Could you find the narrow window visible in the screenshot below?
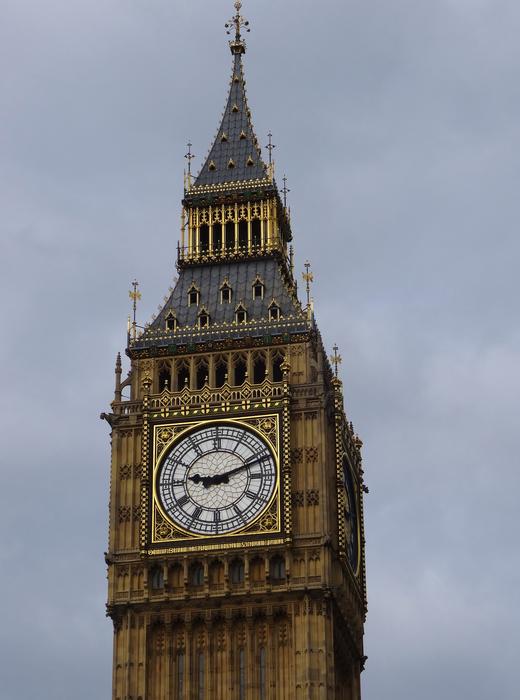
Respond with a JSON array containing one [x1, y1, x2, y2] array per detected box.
[[196, 362, 208, 390], [188, 286, 199, 306], [158, 363, 171, 391], [150, 567, 164, 590], [177, 651, 185, 698], [253, 354, 266, 384], [198, 652, 205, 700], [215, 358, 227, 388], [252, 219, 261, 248], [190, 562, 204, 586], [270, 556, 286, 582], [177, 362, 190, 390], [213, 222, 222, 251], [234, 356, 247, 386], [273, 353, 284, 383], [199, 224, 209, 253], [230, 559, 245, 584], [225, 221, 235, 251], [238, 220, 248, 250], [259, 647, 266, 700], [239, 648, 246, 700]]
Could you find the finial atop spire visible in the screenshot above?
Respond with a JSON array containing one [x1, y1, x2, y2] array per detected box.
[[282, 174, 290, 208], [128, 279, 141, 341], [226, 0, 250, 54], [330, 344, 343, 379]]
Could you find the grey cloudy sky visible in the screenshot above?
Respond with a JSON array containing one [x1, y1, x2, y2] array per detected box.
[[1, 0, 519, 697]]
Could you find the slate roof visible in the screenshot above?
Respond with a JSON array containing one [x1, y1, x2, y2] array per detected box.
[[191, 52, 269, 190], [131, 259, 308, 351]]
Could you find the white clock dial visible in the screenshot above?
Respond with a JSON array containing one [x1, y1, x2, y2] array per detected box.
[[157, 423, 277, 536]]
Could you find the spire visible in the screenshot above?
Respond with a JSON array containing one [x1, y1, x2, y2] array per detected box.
[[192, 2, 268, 190]]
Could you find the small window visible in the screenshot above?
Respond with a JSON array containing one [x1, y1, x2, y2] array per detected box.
[[221, 283, 232, 304], [188, 285, 199, 306], [199, 224, 209, 253], [272, 352, 284, 383], [198, 311, 210, 329], [269, 304, 280, 321], [253, 280, 264, 300], [165, 312, 177, 331], [236, 305, 247, 324]]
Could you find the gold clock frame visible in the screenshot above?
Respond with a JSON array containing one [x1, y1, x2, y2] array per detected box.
[[141, 406, 291, 555]]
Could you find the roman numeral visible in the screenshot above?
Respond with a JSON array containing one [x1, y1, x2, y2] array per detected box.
[[177, 495, 189, 507], [192, 506, 202, 521], [245, 490, 257, 500]]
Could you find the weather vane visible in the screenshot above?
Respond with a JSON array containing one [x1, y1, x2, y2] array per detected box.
[[330, 344, 343, 378], [225, 1, 250, 49], [302, 260, 314, 310], [282, 174, 290, 207], [128, 279, 141, 340]]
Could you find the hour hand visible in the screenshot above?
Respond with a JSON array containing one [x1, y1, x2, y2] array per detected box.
[[188, 474, 214, 488]]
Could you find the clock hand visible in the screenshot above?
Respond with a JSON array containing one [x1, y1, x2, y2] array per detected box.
[[188, 474, 214, 488], [210, 458, 265, 485]]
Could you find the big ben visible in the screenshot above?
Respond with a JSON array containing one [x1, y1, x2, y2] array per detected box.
[[103, 3, 367, 698]]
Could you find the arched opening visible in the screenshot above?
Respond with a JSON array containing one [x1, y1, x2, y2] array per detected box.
[[215, 357, 228, 388], [269, 304, 280, 321], [253, 353, 266, 384], [199, 224, 209, 253], [177, 361, 190, 390], [188, 286, 199, 306], [221, 283, 232, 304], [272, 352, 284, 383], [225, 221, 235, 251], [213, 222, 222, 252], [158, 362, 171, 392], [196, 360, 208, 390], [234, 355, 247, 386], [238, 220, 248, 250], [252, 218, 261, 247]]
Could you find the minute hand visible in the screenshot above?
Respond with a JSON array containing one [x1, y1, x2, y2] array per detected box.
[[211, 458, 264, 485]]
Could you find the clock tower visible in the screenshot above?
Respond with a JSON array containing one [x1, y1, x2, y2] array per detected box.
[[103, 3, 367, 698]]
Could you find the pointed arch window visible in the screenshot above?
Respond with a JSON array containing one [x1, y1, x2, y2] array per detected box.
[[272, 350, 285, 383], [253, 352, 267, 384], [252, 277, 265, 300], [233, 354, 247, 386], [199, 224, 209, 253], [158, 361, 172, 392], [196, 359, 208, 390], [176, 360, 190, 391], [188, 284, 200, 306], [165, 311, 177, 331], [252, 218, 261, 248], [215, 355, 228, 388], [235, 304, 247, 324]]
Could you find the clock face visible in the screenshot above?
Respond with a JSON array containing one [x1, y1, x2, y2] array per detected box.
[[343, 457, 359, 571], [157, 423, 277, 536]]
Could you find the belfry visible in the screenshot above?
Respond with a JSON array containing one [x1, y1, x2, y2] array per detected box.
[[104, 3, 367, 697]]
